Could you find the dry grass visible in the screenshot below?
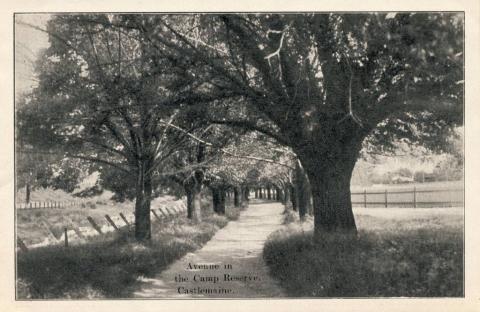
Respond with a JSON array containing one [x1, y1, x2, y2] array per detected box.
[[16, 188, 187, 246], [16, 201, 242, 299], [263, 207, 463, 297]]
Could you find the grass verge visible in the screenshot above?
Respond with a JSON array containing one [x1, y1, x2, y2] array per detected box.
[[263, 212, 463, 297], [17, 204, 242, 299]]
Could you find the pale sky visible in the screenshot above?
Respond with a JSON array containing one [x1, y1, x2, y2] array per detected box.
[[15, 14, 50, 97]]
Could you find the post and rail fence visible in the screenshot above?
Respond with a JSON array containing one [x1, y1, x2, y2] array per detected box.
[[351, 186, 464, 208], [16, 204, 188, 252], [15, 200, 83, 210]]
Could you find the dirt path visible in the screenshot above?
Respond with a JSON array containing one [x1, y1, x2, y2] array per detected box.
[[133, 200, 285, 298]]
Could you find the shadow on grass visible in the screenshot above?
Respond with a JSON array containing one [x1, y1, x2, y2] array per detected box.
[[17, 208, 240, 299], [263, 217, 463, 297]]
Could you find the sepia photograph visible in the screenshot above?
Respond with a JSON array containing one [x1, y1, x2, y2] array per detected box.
[[13, 11, 465, 300]]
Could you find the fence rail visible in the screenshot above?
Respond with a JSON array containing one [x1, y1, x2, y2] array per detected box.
[[16, 204, 187, 252], [351, 187, 464, 208], [15, 201, 82, 210]]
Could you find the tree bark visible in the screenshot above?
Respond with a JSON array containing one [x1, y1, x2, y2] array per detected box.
[[211, 186, 226, 215], [233, 186, 241, 207], [243, 186, 250, 203], [295, 161, 309, 221], [25, 183, 31, 204], [219, 188, 226, 214], [283, 185, 290, 206], [267, 187, 271, 200], [135, 163, 152, 241], [211, 187, 221, 214], [277, 187, 284, 202], [254, 188, 259, 199], [185, 180, 202, 222], [290, 184, 297, 211], [259, 188, 263, 199], [296, 137, 363, 238]]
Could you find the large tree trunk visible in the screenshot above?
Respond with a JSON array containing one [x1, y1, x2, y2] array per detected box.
[[296, 137, 363, 238], [185, 142, 205, 222], [211, 186, 226, 215], [185, 181, 202, 222], [295, 161, 309, 221], [305, 175, 313, 216], [25, 183, 31, 204], [233, 186, 241, 207], [211, 187, 221, 214], [277, 187, 284, 202], [283, 184, 290, 206], [135, 163, 152, 241], [290, 184, 297, 211], [243, 186, 250, 203], [267, 187, 271, 200]]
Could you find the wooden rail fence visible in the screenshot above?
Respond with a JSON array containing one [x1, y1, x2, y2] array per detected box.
[[351, 187, 464, 208], [15, 200, 82, 210], [16, 204, 187, 252]]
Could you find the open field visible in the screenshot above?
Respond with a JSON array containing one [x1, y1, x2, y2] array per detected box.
[[264, 206, 463, 297], [16, 188, 191, 247]]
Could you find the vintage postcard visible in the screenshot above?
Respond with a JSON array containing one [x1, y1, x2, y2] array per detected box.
[[1, 1, 479, 311]]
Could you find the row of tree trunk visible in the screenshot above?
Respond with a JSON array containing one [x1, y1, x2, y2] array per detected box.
[[253, 164, 313, 220]]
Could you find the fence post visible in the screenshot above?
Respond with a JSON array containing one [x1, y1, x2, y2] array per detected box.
[[119, 213, 130, 226], [105, 214, 119, 231], [64, 227, 68, 247], [67, 218, 85, 239], [159, 208, 169, 219], [86, 216, 103, 234], [413, 186, 417, 208], [384, 189, 388, 208], [364, 190, 367, 208], [151, 210, 162, 221]]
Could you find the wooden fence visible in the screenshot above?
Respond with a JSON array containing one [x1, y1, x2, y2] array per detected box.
[[351, 187, 464, 208], [16, 204, 187, 252], [15, 200, 82, 210]]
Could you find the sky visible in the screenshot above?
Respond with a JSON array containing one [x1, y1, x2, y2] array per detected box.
[[15, 14, 50, 97]]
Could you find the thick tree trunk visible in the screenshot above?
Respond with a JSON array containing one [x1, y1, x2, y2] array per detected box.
[[255, 188, 259, 199], [305, 176, 313, 216], [211, 186, 226, 215], [212, 187, 221, 214], [25, 183, 31, 204], [185, 180, 202, 222], [243, 186, 250, 203], [219, 188, 226, 214], [277, 187, 284, 202], [135, 164, 152, 241], [290, 184, 297, 211], [233, 186, 241, 207], [283, 185, 290, 206], [259, 188, 263, 199], [267, 187, 271, 200], [296, 138, 362, 238], [295, 161, 309, 221]]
